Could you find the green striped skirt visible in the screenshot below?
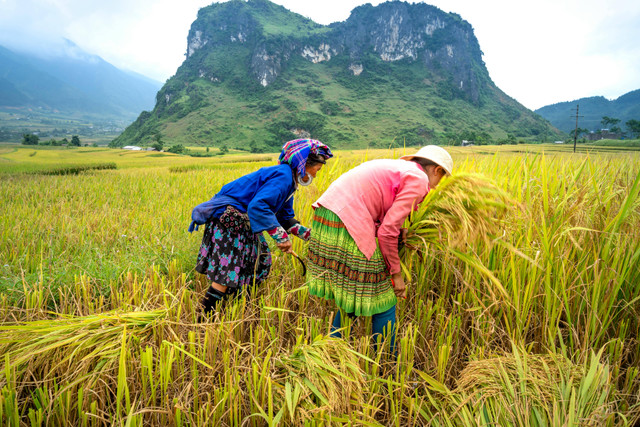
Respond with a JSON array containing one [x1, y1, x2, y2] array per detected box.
[[307, 206, 396, 317]]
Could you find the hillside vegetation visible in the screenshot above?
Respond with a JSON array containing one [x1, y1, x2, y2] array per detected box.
[[536, 89, 640, 133], [113, 0, 562, 151]]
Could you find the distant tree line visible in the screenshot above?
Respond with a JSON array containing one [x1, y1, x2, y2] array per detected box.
[[22, 134, 95, 147], [568, 116, 640, 140]]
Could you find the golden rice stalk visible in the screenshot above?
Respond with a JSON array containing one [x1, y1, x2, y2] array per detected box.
[[404, 173, 512, 251], [0, 309, 168, 388], [273, 335, 373, 423], [451, 347, 614, 424], [455, 351, 581, 403]]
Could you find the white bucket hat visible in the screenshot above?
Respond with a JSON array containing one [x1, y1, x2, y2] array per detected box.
[[400, 145, 453, 176]]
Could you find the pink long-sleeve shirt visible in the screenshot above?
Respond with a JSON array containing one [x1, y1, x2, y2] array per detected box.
[[313, 159, 430, 274]]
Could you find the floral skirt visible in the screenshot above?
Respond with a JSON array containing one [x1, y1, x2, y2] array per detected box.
[[307, 207, 396, 317], [195, 210, 271, 290]]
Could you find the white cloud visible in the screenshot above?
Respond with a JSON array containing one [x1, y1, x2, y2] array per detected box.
[[62, 0, 213, 82]]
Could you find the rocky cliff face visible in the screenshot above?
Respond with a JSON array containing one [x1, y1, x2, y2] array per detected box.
[[182, 0, 487, 103], [336, 2, 484, 102]]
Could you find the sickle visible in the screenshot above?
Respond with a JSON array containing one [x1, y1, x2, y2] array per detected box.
[[290, 251, 307, 277]]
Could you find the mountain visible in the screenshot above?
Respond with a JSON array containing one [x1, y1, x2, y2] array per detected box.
[[113, 0, 562, 150], [0, 40, 162, 120], [535, 90, 640, 134]]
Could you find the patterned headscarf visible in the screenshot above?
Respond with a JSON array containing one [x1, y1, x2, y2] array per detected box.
[[278, 139, 333, 178]]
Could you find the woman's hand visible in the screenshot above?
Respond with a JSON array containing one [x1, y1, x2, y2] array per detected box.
[[277, 240, 293, 254], [391, 272, 406, 299]]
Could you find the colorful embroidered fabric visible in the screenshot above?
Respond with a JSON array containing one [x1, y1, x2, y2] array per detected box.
[[307, 207, 396, 317], [267, 226, 289, 243], [278, 139, 333, 178], [195, 220, 271, 289], [287, 223, 311, 241], [218, 206, 250, 232]]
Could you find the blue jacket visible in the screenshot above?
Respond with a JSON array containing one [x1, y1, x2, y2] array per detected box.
[[188, 164, 297, 234]]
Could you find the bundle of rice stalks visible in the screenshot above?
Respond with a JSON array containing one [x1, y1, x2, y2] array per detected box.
[[404, 173, 512, 252], [0, 309, 168, 388], [273, 335, 373, 424], [417, 347, 616, 425], [455, 351, 582, 403], [400, 173, 513, 297], [452, 347, 614, 424]]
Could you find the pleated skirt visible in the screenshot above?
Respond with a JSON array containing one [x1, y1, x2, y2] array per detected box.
[[307, 207, 396, 316]]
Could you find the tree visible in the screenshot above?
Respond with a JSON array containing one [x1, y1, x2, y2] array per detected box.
[[497, 134, 516, 145], [22, 134, 39, 145], [601, 116, 620, 129], [220, 145, 229, 154], [569, 128, 589, 140], [167, 144, 185, 154], [474, 131, 492, 145], [70, 135, 81, 146], [152, 133, 164, 151], [626, 119, 640, 138]]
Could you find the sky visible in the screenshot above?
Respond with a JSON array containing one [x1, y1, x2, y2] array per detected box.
[[0, 0, 639, 110]]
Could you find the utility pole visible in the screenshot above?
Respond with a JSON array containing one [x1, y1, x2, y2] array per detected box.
[[572, 104, 583, 153]]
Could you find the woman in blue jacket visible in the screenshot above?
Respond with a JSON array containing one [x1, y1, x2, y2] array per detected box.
[[191, 139, 332, 319]]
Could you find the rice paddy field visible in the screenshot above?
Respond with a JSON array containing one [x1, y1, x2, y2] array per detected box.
[[1, 143, 639, 425]]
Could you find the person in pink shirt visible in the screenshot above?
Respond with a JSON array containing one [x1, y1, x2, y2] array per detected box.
[[307, 145, 453, 354]]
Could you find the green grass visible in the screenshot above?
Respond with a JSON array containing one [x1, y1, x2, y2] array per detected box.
[[536, 141, 640, 153], [253, 5, 328, 37], [585, 139, 640, 148]]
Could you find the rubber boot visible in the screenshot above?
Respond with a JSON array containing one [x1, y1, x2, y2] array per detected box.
[[198, 285, 227, 322]]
